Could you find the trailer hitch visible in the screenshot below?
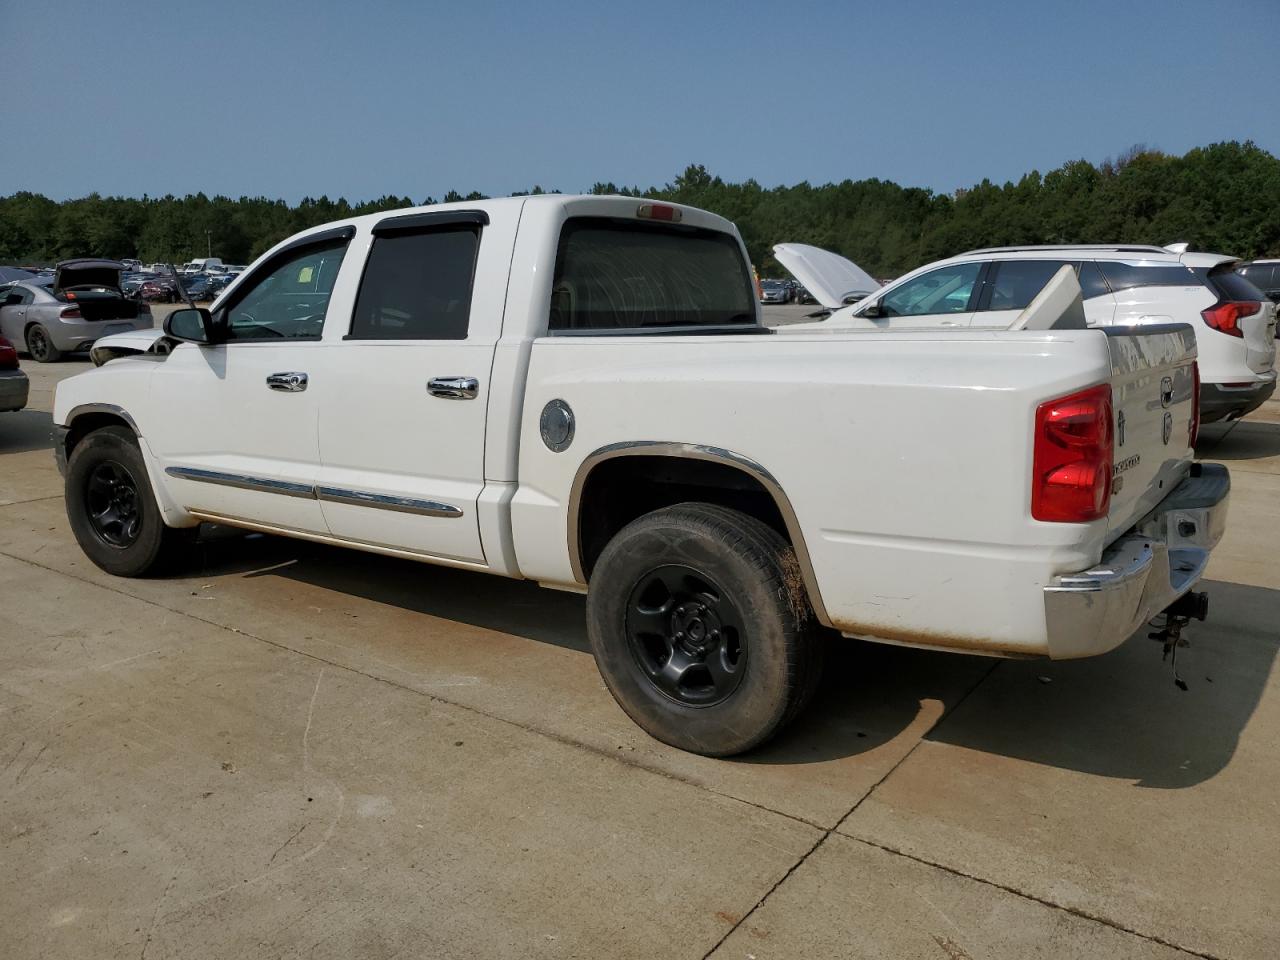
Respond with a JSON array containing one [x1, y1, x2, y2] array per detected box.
[[1149, 591, 1209, 691]]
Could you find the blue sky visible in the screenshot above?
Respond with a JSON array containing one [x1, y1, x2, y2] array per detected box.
[[3, 0, 1277, 202]]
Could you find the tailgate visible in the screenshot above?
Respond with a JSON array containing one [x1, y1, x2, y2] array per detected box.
[[1104, 324, 1198, 544], [1243, 301, 1277, 374]]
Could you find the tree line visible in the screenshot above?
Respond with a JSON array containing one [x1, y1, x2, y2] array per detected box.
[[1, 140, 1277, 277]]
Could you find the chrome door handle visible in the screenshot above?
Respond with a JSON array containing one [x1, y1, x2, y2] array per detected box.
[[428, 376, 479, 400], [266, 372, 308, 392]]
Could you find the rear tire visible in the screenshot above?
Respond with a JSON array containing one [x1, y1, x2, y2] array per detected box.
[[65, 425, 190, 577], [25, 324, 62, 363], [586, 503, 823, 756]]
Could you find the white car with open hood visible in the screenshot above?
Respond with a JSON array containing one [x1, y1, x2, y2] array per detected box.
[[785, 242, 1277, 422], [54, 195, 1228, 756]]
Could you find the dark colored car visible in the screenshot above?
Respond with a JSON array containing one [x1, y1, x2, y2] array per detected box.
[[120, 272, 151, 298], [139, 277, 180, 302], [1238, 260, 1280, 312], [179, 274, 216, 302]]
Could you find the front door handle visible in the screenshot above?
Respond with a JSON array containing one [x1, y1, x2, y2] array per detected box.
[[428, 376, 479, 400], [267, 372, 308, 392]]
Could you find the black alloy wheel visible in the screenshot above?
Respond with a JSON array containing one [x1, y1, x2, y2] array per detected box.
[[625, 564, 747, 707], [586, 502, 824, 756], [85, 459, 143, 547]]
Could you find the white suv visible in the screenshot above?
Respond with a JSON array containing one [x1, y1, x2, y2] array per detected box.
[[808, 244, 1278, 422]]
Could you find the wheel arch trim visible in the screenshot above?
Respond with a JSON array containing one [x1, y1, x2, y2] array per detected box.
[[566, 441, 831, 627], [60, 402, 142, 437]]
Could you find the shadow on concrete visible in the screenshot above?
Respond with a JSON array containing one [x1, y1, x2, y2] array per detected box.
[[182, 529, 997, 768], [924, 580, 1277, 788], [179, 530, 1275, 783], [738, 637, 995, 768], [1197, 419, 1280, 461], [192, 529, 593, 653], [0, 409, 54, 454]]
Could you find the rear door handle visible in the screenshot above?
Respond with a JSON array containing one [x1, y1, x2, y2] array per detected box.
[[267, 372, 308, 392], [428, 376, 479, 399]]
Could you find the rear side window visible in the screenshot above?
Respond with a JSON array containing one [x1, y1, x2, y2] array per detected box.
[[350, 226, 479, 340], [1097, 261, 1196, 292], [550, 218, 755, 332], [1239, 263, 1277, 290], [1207, 265, 1266, 302], [983, 260, 1071, 311], [1077, 261, 1110, 299]]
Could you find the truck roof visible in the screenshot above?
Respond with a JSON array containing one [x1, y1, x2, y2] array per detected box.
[[274, 194, 739, 250]]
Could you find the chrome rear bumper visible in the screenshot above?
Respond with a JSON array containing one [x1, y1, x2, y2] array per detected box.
[[1044, 463, 1229, 659]]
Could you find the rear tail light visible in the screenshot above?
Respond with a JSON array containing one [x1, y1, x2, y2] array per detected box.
[[0, 336, 17, 370], [636, 202, 681, 223], [1201, 300, 1260, 338], [60, 306, 82, 319], [1190, 362, 1201, 447], [1032, 383, 1113, 523]]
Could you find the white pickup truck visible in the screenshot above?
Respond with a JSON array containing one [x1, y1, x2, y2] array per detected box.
[[54, 195, 1229, 755]]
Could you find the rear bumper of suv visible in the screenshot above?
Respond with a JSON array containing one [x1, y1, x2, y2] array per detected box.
[[1200, 371, 1276, 423], [1043, 463, 1229, 659]]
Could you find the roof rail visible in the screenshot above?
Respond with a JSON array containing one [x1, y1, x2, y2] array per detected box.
[[961, 244, 1170, 256]]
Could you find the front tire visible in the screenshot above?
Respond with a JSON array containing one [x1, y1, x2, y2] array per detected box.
[[26, 324, 62, 362], [586, 503, 823, 756], [65, 425, 190, 577]]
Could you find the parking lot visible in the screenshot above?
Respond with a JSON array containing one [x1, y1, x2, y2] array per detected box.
[[2, 328, 1278, 958]]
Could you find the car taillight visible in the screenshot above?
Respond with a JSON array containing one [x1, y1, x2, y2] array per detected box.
[[1190, 362, 1201, 447], [636, 202, 681, 223], [1201, 300, 1259, 338], [0, 336, 17, 370], [1032, 383, 1113, 523], [60, 306, 82, 319]]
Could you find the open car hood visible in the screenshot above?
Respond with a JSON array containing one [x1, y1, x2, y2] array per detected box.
[[772, 243, 881, 309], [88, 328, 167, 367], [55, 258, 124, 293]]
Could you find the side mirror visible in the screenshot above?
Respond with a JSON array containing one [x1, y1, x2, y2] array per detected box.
[[163, 307, 221, 344], [860, 300, 886, 319]]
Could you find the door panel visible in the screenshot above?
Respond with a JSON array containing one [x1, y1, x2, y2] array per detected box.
[[315, 342, 490, 562], [314, 218, 493, 564], [147, 341, 328, 532], [144, 233, 356, 533]]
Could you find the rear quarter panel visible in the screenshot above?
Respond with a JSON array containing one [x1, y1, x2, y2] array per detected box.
[[511, 328, 1117, 655]]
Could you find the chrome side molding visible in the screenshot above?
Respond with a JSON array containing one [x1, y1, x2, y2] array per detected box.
[[165, 466, 315, 498], [165, 467, 462, 517], [315, 486, 463, 518]]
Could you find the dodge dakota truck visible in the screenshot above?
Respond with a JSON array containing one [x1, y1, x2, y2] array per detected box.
[[53, 195, 1229, 756]]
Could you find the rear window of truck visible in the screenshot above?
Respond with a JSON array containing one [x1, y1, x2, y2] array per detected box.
[[549, 218, 757, 333]]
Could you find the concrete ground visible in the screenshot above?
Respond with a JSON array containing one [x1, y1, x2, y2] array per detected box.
[[2, 340, 1278, 959]]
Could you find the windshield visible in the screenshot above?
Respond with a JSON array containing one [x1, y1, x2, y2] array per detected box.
[[550, 218, 756, 332]]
